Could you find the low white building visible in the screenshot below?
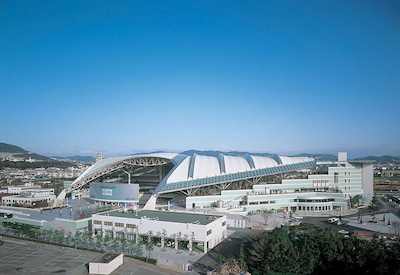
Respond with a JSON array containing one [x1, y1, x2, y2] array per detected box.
[[92, 209, 227, 252], [2, 188, 56, 206], [7, 183, 38, 194]]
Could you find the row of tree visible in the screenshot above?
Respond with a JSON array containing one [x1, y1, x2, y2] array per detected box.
[[242, 223, 400, 274], [2, 222, 144, 259]]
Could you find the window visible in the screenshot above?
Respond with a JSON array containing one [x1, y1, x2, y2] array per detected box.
[[222, 221, 226, 226], [115, 222, 124, 227], [93, 220, 102, 225], [126, 224, 137, 229], [207, 229, 212, 236], [104, 221, 112, 226], [334, 172, 338, 183]]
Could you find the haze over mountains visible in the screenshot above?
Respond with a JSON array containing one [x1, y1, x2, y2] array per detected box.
[[1, 142, 400, 165]]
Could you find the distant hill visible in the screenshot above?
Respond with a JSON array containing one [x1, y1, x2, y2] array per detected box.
[[52, 156, 94, 163], [0, 142, 75, 168], [0, 142, 53, 161], [353, 155, 400, 165], [0, 143, 28, 154]]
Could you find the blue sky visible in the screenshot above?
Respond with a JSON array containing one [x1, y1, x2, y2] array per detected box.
[[1, 1, 399, 158]]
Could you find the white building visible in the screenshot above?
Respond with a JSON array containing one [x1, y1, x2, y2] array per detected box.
[[7, 183, 40, 194], [2, 188, 56, 206], [92, 209, 227, 252], [186, 153, 374, 214]]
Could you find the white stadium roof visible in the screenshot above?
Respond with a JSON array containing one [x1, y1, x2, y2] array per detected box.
[[55, 152, 315, 206]]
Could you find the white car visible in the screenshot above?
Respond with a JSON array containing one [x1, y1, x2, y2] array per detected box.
[[338, 229, 349, 234]]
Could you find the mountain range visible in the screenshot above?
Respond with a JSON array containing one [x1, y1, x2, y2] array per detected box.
[[1, 142, 400, 165]]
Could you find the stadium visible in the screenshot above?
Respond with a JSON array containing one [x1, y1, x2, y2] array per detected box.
[[55, 152, 373, 214]]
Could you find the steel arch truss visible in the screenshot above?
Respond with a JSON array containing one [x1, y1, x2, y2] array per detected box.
[[65, 157, 171, 194]]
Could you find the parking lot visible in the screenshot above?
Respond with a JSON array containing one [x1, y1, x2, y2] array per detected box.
[[0, 237, 180, 275]]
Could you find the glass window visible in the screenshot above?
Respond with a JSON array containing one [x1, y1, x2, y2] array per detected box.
[[126, 224, 137, 229]]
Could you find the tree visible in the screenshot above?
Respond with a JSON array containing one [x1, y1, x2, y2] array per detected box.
[[145, 230, 154, 258], [217, 255, 225, 266], [238, 244, 248, 272], [349, 194, 361, 208], [175, 231, 182, 253], [390, 221, 400, 235], [161, 229, 167, 252], [259, 209, 274, 225], [244, 223, 400, 275], [368, 196, 382, 222]]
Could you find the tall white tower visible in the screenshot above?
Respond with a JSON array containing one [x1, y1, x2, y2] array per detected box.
[[95, 152, 102, 163]]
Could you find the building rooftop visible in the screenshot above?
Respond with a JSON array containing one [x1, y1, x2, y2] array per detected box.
[[100, 210, 223, 225], [90, 252, 121, 263]]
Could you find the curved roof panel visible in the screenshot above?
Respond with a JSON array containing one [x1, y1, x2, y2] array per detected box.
[[251, 156, 279, 169], [192, 155, 221, 179], [279, 156, 315, 165], [165, 156, 191, 184], [223, 155, 252, 174]]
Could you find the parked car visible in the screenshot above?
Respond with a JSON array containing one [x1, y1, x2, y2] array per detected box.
[[328, 217, 339, 223]]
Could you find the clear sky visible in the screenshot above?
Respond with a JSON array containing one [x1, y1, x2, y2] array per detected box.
[[1, 1, 399, 158]]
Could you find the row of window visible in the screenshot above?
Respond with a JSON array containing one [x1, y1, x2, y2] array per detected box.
[[297, 198, 334, 203], [312, 180, 329, 184], [249, 200, 276, 205], [93, 220, 137, 229], [298, 205, 331, 211]]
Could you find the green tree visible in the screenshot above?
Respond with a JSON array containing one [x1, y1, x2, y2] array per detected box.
[[237, 244, 248, 272], [368, 196, 382, 222], [145, 230, 154, 258], [244, 223, 400, 275]]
